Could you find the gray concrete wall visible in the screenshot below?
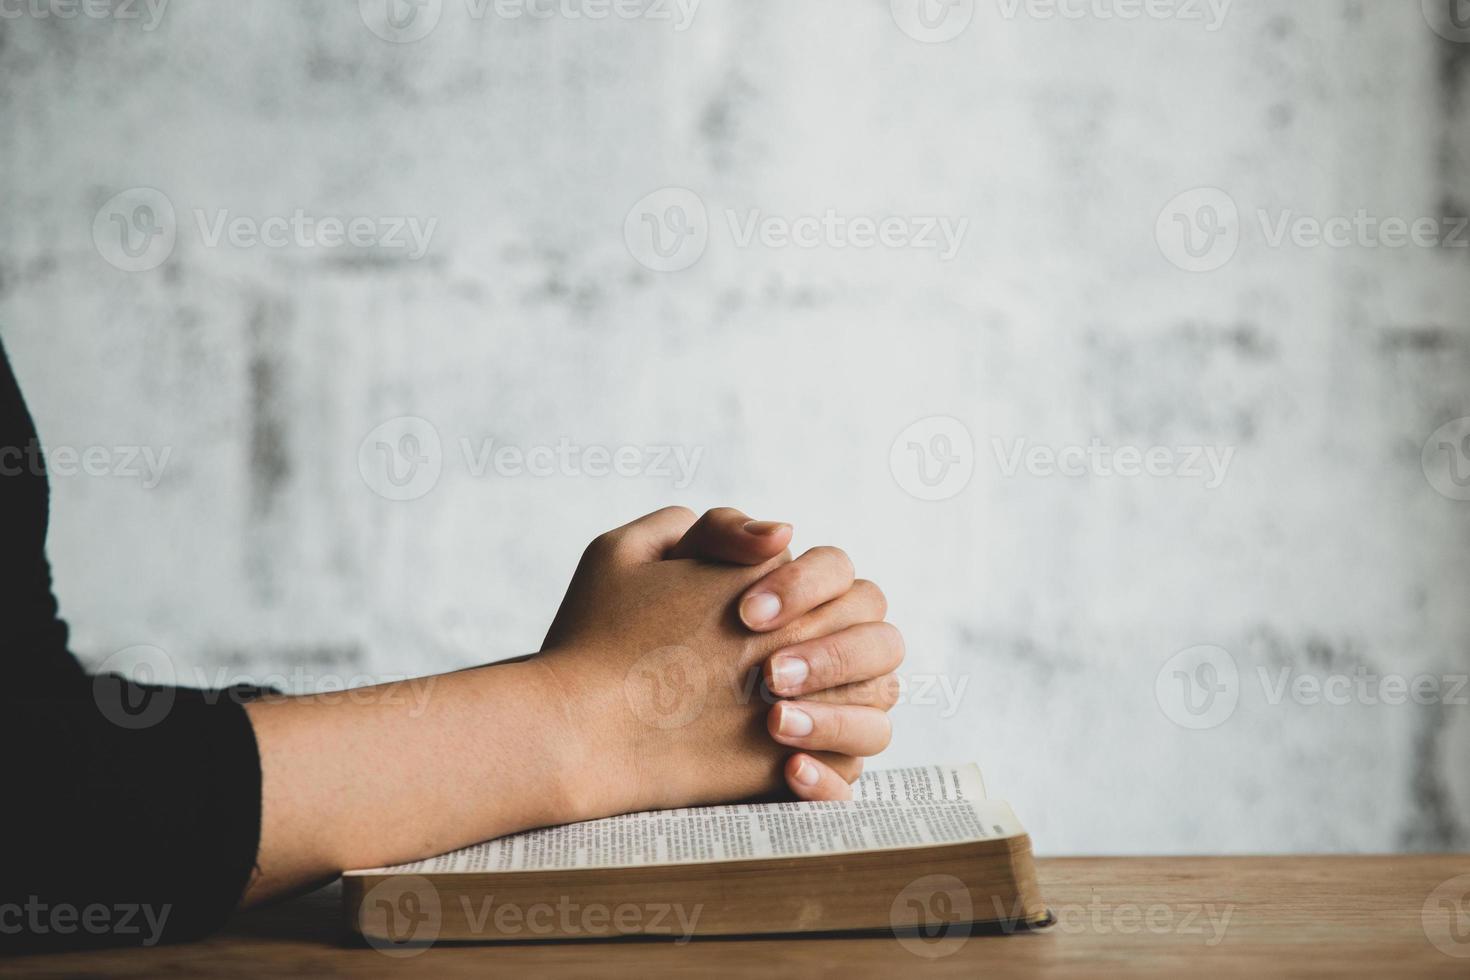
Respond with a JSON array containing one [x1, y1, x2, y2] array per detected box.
[[1, 0, 1467, 853]]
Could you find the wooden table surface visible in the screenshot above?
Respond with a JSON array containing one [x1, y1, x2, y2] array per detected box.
[[7, 856, 1469, 977]]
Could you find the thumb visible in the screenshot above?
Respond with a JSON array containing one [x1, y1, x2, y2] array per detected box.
[[596, 506, 700, 564], [665, 507, 793, 564]]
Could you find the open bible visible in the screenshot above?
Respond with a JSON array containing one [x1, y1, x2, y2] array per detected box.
[[344, 764, 1048, 944]]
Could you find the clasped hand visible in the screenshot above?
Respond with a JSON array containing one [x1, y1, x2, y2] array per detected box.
[[538, 506, 904, 812]]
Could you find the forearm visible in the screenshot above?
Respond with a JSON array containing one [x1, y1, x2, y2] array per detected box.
[[237, 507, 901, 908], [240, 658, 583, 906]]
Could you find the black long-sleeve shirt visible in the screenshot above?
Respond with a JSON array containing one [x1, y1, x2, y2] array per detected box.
[[1, 337, 264, 952]]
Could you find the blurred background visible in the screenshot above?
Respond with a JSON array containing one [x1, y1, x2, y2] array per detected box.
[[1, 0, 1467, 854]]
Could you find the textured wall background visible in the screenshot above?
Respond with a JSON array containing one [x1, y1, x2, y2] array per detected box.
[[1, 0, 1468, 853]]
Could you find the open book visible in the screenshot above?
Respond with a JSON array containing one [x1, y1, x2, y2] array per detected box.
[[345, 764, 1048, 944]]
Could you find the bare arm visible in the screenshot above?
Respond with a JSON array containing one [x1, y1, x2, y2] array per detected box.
[[241, 659, 579, 905], [240, 507, 904, 905]]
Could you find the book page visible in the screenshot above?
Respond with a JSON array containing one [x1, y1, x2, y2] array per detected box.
[[348, 765, 1021, 876], [849, 763, 986, 804]]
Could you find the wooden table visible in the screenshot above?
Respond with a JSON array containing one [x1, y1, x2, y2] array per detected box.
[[7, 856, 1469, 977]]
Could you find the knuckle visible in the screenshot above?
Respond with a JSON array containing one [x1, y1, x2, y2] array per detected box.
[[852, 579, 888, 619], [584, 529, 621, 560], [778, 560, 813, 600], [703, 506, 739, 524], [807, 546, 854, 580], [875, 713, 893, 752], [875, 621, 906, 666], [778, 621, 814, 648], [774, 547, 795, 565], [878, 673, 901, 708], [822, 705, 845, 744], [819, 634, 854, 684]]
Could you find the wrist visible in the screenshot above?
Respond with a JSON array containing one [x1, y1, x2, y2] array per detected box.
[[502, 655, 626, 826]]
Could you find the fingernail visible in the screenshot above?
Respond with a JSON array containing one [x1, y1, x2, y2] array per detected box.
[[778, 704, 814, 737], [742, 520, 789, 536], [741, 592, 782, 627], [793, 757, 820, 786], [770, 655, 809, 693]]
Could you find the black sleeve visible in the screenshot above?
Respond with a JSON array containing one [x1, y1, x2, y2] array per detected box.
[[0, 335, 86, 694], [2, 682, 265, 952], [1, 336, 267, 951]]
